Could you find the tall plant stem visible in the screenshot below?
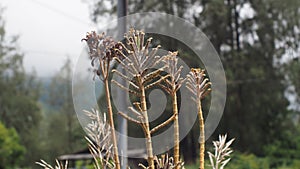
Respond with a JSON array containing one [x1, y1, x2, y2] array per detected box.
[[140, 83, 154, 169], [104, 79, 120, 169], [198, 100, 205, 169], [172, 90, 180, 168]]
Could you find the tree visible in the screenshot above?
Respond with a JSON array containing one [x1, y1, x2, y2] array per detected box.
[[0, 122, 25, 169], [86, 0, 300, 160], [43, 57, 85, 160], [285, 59, 300, 118], [199, 0, 300, 155], [0, 7, 42, 167]]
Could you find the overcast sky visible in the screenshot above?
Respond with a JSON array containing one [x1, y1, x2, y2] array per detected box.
[[2, 0, 97, 77]]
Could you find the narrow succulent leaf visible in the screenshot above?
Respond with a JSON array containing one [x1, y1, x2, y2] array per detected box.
[[114, 57, 135, 76], [128, 63, 139, 74], [133, 102, 143, 112], [150, 114, 175, 134], [118, 111, 141, 124], [173, 66, 183, 81], [223, 150, 233, 157], [111, 80, 140, 96], [220, 158, 231, 169], [143, 68, 162, 84], [145, 55, 163, 70], [199, 78, 209, 89], [224, 138, 235, 150], [200, 89, 212, 99], [158, 83, 172, 94], [185, 84, 195, 94], [144, 36, 153, 48], [128, 106, 142, 116], [190, 96, 197, 103], [145, 75, 170, 90], [112, 69, 132, 82], [207, 152, 215, 169]]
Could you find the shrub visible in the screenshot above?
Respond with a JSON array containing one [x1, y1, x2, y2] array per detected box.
[[0, 122, 25, 169]]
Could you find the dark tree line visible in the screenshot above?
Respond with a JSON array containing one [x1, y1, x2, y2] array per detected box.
[[1, 0, 299, 168], [0, 7, 85, 167], [86, 0, 300, 164]]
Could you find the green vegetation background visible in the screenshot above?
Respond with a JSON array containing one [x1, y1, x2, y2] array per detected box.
[[1, 0, 300, 168]]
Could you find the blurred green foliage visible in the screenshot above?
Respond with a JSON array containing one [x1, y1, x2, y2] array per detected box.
[[87, 0, 300, 166], [0, 7, 42, 168], [185, 152, 300, 169], [0, 0, 299, 168], [87, 0, 300, 162], [75, 160, 94, 169], [0, 122, 25, 169], [263, 125, 300, 168], [38, 58, 86, 162]]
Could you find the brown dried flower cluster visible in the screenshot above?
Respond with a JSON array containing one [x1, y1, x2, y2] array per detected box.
[[186, 68, 211, 101], [161, 51, 185, 92], [186, 68, 211, 169], [82, 31, 122, 79], [79, 28, 232, 169], [82, 31, 122, 168], [37, 28, 236, 169]]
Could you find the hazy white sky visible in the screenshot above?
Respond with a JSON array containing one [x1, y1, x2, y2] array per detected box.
[[2, 0, 97, 77]]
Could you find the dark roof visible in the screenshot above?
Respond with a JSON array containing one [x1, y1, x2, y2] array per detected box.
[[58, 148, 147, 160]]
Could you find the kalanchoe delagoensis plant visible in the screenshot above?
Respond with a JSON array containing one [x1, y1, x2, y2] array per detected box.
[[112, 28, 168, 169], [81, 29, 233, 169], [186, 68, 211, 169], [82, 31, 121, 169], [84, 109, 115, 169], [158, 51, 185, 168], [36, 160, 68, 169], [153, 154, 184, 169], [207, 134, 235, 169], [37, 28, 235, 169]]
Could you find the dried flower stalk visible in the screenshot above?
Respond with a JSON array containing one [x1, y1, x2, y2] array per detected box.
[[113, 28, 167, 169], [82, 32, 121, 169], [155, 51, 185, 168], [186, 68, 211, 169]]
